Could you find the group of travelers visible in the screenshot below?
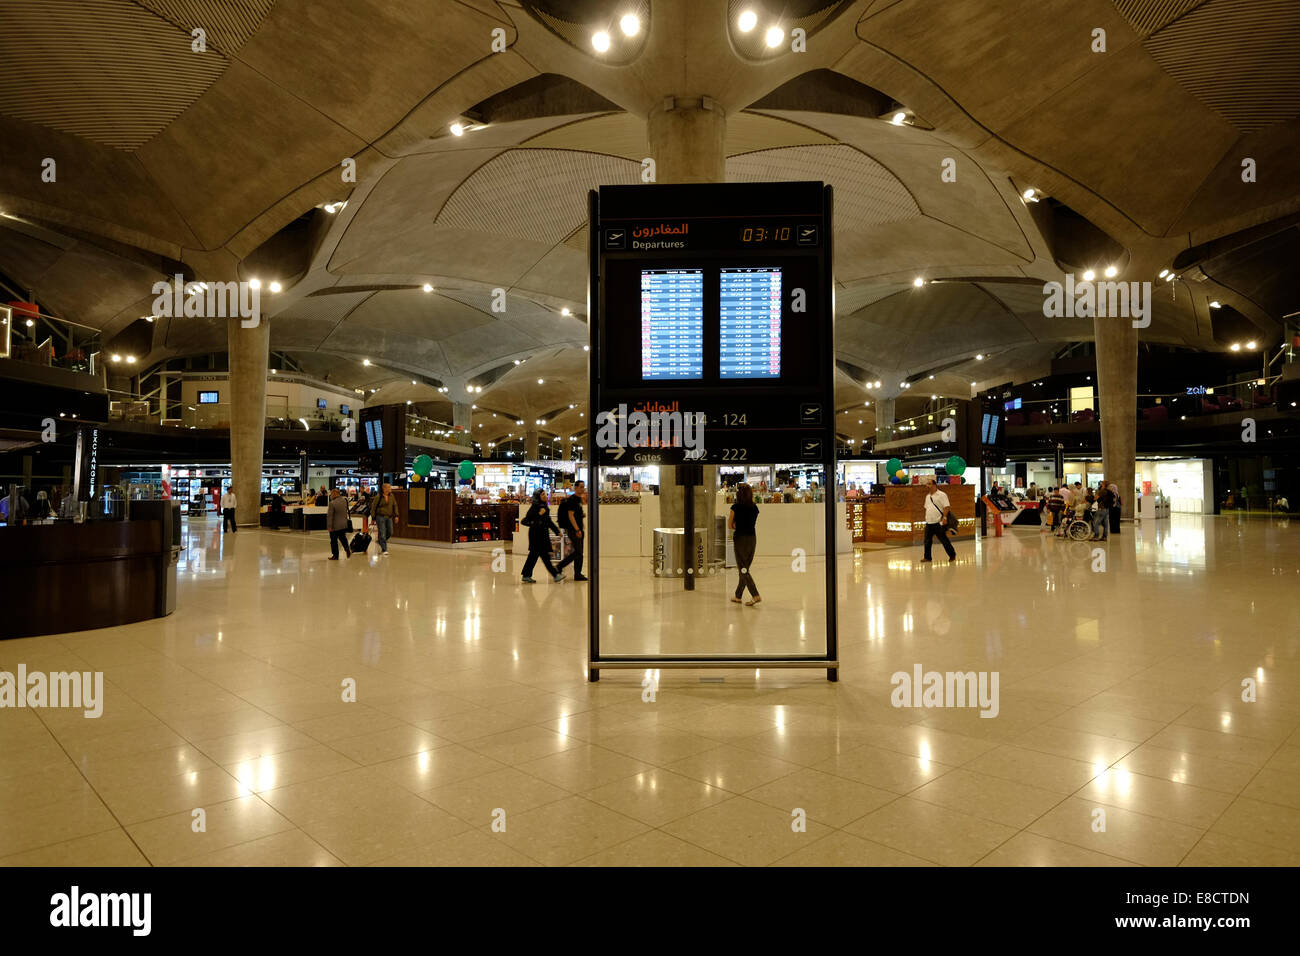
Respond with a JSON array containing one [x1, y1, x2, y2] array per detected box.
[[1044, 481, 1122, 540]]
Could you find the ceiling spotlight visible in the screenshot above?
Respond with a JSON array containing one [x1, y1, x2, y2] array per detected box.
[[126, 355, 136, 364], [249, 278, 261, 290], [1022, 188, 1039, 202], [1247, 340, 1257, 349], [406, 400, 412, 406], [449, 122, 464, 137], [1165, 273, 1175, 282], [267, 280, 281, 293], [738, 9, 757, 31], [891, 111, 907, 126], [619, 13, 639, 36], [913, 277, 924, 287], [976, 354, 984, 360], [111, 354, 121, 362], [929, 374, 935, 379], [561, 307, 571, 316], [971, 381, 977, 387], [1209, 300, 1221, 309], [466, 384, 474, 393], [144, 316, 154, 322], [513, 359, 520, 365], [1104, 266, 1118, 278], [537, 378, 544, 385], [765, 25, 784, 48], [592, 30, 611, 52], [1159, 269, 1169, 278], [25, 318, 35, 327], [569, 404, 575, 409], [1231, 343, 1241, 351], [931, 395, 937, 400], [423, 283, 433, 292], [583, 345, 590, 351], [1081, 269, 1095, 282]]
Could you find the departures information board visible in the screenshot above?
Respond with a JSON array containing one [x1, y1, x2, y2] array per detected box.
[[592, 181, 833, 467]]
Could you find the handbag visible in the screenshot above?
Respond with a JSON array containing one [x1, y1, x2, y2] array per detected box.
[[930, 495, 958, 533]]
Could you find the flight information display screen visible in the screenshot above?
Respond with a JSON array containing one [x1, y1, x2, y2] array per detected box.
[[641, 268, 703, 379], [720, 267, 781, 378]]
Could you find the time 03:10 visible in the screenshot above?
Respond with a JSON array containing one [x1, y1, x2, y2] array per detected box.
[[741, 227, 790, 242]]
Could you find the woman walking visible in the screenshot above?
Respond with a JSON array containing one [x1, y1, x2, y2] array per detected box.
[[729, 482, 761, 606], [520, 489, 563, 583]]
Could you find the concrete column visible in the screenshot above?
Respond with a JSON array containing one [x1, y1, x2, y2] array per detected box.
[[562, 437, 573, 460], [227, 317, 269, 526], [1094, 316, 1138, 519], [874, 397, 896, 447], [525, 429, 539, 460], [645, 99, 726, 547], [453, 402, 472, 451]]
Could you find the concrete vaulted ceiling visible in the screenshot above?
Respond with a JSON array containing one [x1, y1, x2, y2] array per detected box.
[[1, 0, 1298, 447]]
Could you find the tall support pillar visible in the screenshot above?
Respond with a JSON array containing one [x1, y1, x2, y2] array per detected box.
[[1094, 317, 1138, 519], [228, 317, 269, 526], [525, 429, 539, 461], [874, 397, 896, 447], [453, 402, 472, 453], [646, 98, 726, 542]]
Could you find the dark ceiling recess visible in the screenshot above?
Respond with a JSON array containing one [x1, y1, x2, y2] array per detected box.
[[1177, 221, 1300, 328], [748, 69, 893, 116], [1041, 197, 1128, 275], [241, 210, 327, 288], [470, 74, 621, 123]]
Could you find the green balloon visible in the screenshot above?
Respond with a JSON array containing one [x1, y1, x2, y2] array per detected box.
[[946, 455, 966, 476], [886, 457, 903, 476], [457, 459, 476, 481], [412, 454, 433, 477]]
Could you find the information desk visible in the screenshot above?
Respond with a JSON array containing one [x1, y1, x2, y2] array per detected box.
[[388, 489, 517, 544], [0, 517, 175, 639], [860, 485, 976, 545]]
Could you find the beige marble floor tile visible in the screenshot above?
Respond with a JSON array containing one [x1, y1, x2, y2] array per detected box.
[[183, 829, 344, 866], [571, 830, 739, 866], [1145, 725, 1277, 768], [327, 725, 449, 765], [98, 766, 246, 825], [665, 745, 803, 793], [517, 745, 652, 792], [595, 727, 719, 766], [582, 769, 731, 826], [0, 828, 150, 867], [0, 789, 119, 858], [746, 767, 897, 828], [911, 768, 1064, 828], [845, 797, 1017, 866], [414, 707, 534, 742], [1112, 744, 1255, 794], [1240, 767, 1300, 810], [461, 725, 582, 765], [126, 796, 294, 865], [366, 745, 506, 794], [974, 832, 1138, 867], [1046, 707, 1168, 743], [491, 795, 650, 866], [190, 725, 320, 765], [1179, 830, 1300, 867], [224, 744, 362, 793], [662, 796, 833, 866], [813, 744, 953, 794], [1011, 724, 1139, 765], [420, 767, 570, 825], [964, 745, 1104, 793], [372, 828, 540, 867], [736, 726, 871, 766], [1028, 797, 1205, 866], [296, 791, 470, 865], [771, 831, 931, 867], [1210, 797, 1300, 852], [291, 708, 405, 744], [1079, 769, 1235, 829]]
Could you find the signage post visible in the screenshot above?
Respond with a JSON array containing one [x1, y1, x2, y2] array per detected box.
[[587, 182, 838, 681]]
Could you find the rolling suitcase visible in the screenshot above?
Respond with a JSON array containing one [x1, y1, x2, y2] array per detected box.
[[350, 531, 371, 553]]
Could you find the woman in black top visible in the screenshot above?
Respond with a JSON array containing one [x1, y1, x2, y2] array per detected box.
[[520, 489, 563, 583], [729, 482, 761, 605]]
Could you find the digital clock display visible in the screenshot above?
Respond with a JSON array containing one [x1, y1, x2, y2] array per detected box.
[[740, 226, 791, 243]]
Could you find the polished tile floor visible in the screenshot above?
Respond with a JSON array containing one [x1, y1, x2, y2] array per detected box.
[[2, 513, 1298, 866]]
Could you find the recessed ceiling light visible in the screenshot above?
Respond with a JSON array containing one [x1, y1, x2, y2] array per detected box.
[[1159, 269, 1169, 278], [1104, 266, 1118, 278], [1247, 340, 1257, 349], [449, 122, 464, 137], [592, 30, 611, 52], [126, 355, 136, 363], [971, 381, 977, 386], [891, 111, 907, 126], [619, 13, 639, 36], [765, 25, 784, 47], [976, 354, 984, 360], [423, 283, 433, 293], [913, 277, 924, 287], [1081, 269, 1095, 282], [1022, 188, 1039, 202], [1209, 300, 1221, 308], [738, 10, 757, 31], [249, 278, 261, 290], [561, 307, 571, 316], [1231, 343, 1241, 351], [513, 359, 520, 365], [111, 354, 121, 362], [363, 359, 371, 366], [269, 281, 282, 293]]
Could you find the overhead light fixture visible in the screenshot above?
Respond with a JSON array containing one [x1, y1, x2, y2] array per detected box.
[[1247, 340, 1257, 349], [423, 283, 433, 293], [976, 354, 984, 360], [25, 318, 34, 327], [891, 111, 907, 126], [144, 316, 154, 322], [1022, 188, 1039, 202], [569, 404, 575, 409], [1081, 269, 1095, 282], [363, 359, 371, 366], [249, 278, 261, 290], [537, 378, 544, 385], [1209, 300, 1221, 309], [513, 359, 521, 365], [619, 13, 639, 36], [449, 122, 464, 137], [738, 10, 757, 31], [971, 381, 977, 387], [267, 281, 281, 293], [1231, 343, 1241, 351], [913, 277, 924, 287], [561, 307, 571, 316], [406, 400, 412, 406], [1104, 266, 1118, 278], [126, 355, 136, 364], [1159, 269, 1169, 278], [765, 25, 784, 48], [592, 30, 611, 52], [583, 345, 590, 351], [111, 354, 121, 362], [466, 385, 474, 393]]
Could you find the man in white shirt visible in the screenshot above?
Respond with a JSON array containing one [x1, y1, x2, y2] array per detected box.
[[220, 488, 237, 533], [922, 478, 956, 562]]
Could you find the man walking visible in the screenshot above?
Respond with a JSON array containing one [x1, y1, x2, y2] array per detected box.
[[921, 478, 956, 563], [556, 481, 588, 581], [326, 488, 351, 559], [221, 486, 237, 533], [370, 482, 399, 555]]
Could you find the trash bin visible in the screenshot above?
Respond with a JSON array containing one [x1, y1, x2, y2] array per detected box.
[[652, 527, 706, 577]]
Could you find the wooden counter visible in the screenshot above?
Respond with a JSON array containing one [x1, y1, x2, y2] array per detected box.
[[0, 520, 165, 639], [389, 489, 517, 543], [862, 484, 976, 545]]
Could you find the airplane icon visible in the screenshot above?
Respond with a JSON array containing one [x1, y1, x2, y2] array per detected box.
[[802, 439, 821, 457], [604, 229, 626, 249], [797, 225, 817, 245]]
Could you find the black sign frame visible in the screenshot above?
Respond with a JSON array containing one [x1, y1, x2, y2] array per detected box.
[[586, 182, 838, 682]]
